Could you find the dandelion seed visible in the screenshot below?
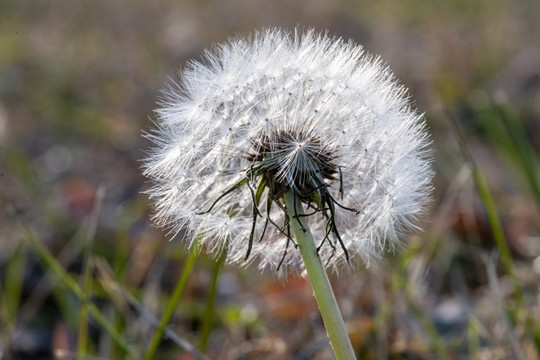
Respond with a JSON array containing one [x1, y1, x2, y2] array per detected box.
[[143, 28, 433, 275]]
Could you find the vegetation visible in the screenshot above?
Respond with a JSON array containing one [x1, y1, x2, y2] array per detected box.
[[1, 0, 539, 358]]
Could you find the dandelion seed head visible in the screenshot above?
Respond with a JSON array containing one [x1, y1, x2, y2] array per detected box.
[[143, 28, 433, 275]]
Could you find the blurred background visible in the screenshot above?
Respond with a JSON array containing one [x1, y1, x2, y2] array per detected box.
[[1, 0, 539, 359]]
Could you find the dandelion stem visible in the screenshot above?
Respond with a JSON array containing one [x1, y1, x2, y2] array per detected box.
[[283, 191, 356, 360]]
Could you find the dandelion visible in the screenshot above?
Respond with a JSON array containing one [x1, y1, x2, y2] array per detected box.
[[145, 28, 432, 272], [144, 28, 432, 359]]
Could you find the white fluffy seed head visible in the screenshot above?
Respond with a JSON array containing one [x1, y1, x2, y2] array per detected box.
[[143, 28, 433, 275]]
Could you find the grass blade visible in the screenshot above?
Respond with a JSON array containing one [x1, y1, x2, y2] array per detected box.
[[21, 222, 140, 360], [447, 111, 540, 351], [447, 111, 523, 303], [77, 185, 106, 359], [93, 258, 211, 360], [476, 95, 540, 210], [198, 250, 226, 352], [143, 245, 199, 360]]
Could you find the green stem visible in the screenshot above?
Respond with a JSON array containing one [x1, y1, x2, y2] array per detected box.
[[283, 191, 356, 360], [143, 245, 199, 360], [198, 250, 225, 351]]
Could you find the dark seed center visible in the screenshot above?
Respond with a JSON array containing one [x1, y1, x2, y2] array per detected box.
[[247, 129, 337, 198]]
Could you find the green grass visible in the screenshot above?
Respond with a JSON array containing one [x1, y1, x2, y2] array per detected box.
[[1, 0, 539, 358]]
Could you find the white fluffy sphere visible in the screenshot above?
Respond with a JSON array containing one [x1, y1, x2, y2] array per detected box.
[[143, 28, 433, 275]]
